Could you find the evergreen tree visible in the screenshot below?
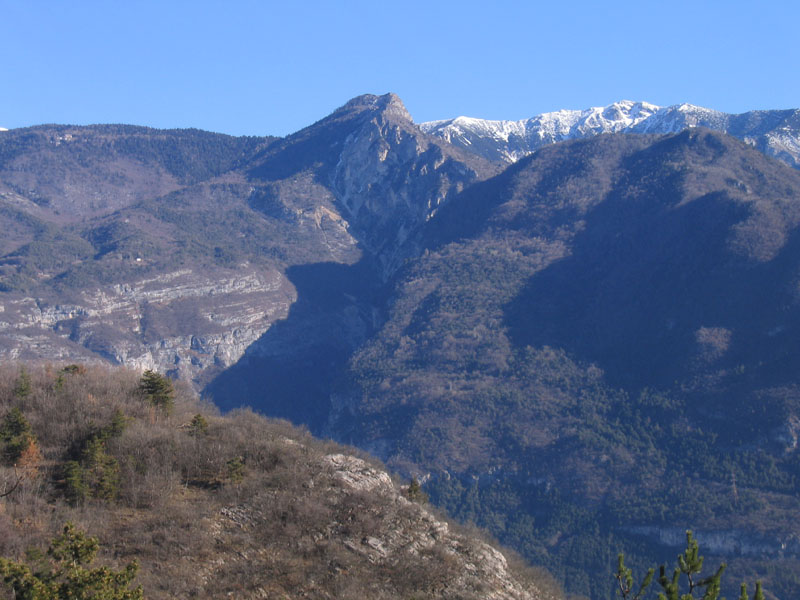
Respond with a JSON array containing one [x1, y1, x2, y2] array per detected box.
[[615, 531, 764, 600], [226, 456, 245, 484], [13, 367, 32, 400], [80, 437, 120, 501], [188, 413, 209, 437], [739, 582, 765, 600], [63, 461, 89, 504], [62, 413, 125, 504], [406, 477, 428, 503], [138, 370, 174, 416], [0, 522, 143, 599], [105, 409, 128, 439], [0, 407, 35, 464], [615, 554, 653, 600]]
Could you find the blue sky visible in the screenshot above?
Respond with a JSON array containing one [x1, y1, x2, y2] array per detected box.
[[2, 0, 798, 136]]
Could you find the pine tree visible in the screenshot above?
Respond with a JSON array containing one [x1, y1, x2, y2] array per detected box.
[[0, 522, 143, 599], [226, 456, 245, 484], [62, 413, 126, 504], [13, 367, 32, 400], [80, 437, 120, 501], [406, 477, 428, 503], [138, 370, 174, 417], [0, 407, 36, 464], [188, 413, 209, 437], [63, 461, 89, 504], [739, 582, 765, 600], [615, 531, 764, 600], [614, 554, 653, 600]]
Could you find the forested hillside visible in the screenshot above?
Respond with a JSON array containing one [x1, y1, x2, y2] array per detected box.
[[0, 363, 560, 599], [325, 130, 800, 599]]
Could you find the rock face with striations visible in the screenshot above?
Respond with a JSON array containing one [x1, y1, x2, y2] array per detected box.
[[204, 93, 501, 419], [247, 92, 499, 275], [0, 266, 293, 383], [0, 94, 500, 392]]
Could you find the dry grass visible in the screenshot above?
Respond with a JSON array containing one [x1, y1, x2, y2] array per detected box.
[[0, 362, 560, 600]]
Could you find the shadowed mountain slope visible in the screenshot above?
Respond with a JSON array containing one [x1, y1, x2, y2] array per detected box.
[[205, 93, 501, 416], [328, 129, 800, 599], [0, 95, 500, 391]]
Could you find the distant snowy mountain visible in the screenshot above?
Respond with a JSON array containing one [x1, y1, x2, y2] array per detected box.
[[421, 101, 800, 169]]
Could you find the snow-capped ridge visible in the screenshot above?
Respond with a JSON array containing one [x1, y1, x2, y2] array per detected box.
[[421, 100, 800, 169], [421, 100, 663, 162]]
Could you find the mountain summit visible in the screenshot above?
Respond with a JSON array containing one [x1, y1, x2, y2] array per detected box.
[[336, 92, 413, 121], [246, 91, 499, 273], [0, 93, 498, 389]]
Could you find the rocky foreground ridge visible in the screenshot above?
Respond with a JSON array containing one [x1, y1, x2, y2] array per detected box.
[[0, 364, 560, 599]]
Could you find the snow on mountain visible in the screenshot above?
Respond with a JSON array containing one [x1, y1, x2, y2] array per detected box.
[[420, 101, 661, 162], [421, 102, 800, 169]]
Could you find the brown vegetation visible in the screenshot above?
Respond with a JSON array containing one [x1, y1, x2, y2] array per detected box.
[[0, 363, 559, 599]]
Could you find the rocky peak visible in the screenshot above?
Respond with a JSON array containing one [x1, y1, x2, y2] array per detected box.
[[336, 92, 413, 123], [328, 94, 499, 274], [246, 92, 499, 277]]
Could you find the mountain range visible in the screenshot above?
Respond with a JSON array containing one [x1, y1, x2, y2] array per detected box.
[[3, 94, 800, 598], [421, 100, 800, 169]]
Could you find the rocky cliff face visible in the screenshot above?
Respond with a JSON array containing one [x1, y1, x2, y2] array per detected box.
[[248, 92, 500, 276], [204, 94, 502, 416], [0, 94, 500, 393], [329, 94, 498, 268], [0, 266, 293, 384], [626, 526, 800, 558], [316, 453, 553, 600], [185, 447, 559, 599]]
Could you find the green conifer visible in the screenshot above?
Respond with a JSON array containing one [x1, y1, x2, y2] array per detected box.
[[13, 367, 32, 399], [139, 370, 175, 416], [0, 407, 35, 464], [0, 522, 143, 599]]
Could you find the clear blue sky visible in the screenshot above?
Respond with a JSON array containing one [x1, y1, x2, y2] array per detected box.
[[2, 0, 798, 136]]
